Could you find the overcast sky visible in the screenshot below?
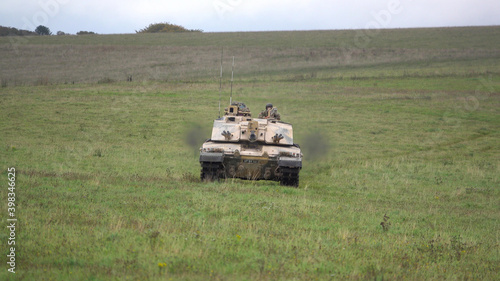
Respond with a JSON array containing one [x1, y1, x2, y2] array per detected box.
[[1, 0, 499, 34]]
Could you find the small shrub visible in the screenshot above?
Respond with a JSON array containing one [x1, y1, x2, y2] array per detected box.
[[149, 230, 160, 250], [380, 213, 391, 231], [77, 31, 97, 35], [93, 148, 103, 157]]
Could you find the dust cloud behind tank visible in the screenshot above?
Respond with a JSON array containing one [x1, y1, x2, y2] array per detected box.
[[199, 102, 303, 187]]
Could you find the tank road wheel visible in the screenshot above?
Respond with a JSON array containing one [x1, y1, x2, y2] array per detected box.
[[200, 162, 225, 182], [279, 167, 300, 187]]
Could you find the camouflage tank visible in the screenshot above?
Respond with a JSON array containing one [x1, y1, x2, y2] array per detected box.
[[199, 102, 302, 187]]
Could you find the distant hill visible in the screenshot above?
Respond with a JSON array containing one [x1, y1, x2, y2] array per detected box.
[[0, 26, 37, 36]]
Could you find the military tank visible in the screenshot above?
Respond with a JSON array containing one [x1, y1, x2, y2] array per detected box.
[[199, 102, 302, 187]]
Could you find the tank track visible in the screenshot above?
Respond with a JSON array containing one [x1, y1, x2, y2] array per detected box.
[[200, 162, 225, 182], [279, 167, 300, 187], [201, 162, 300, 187]]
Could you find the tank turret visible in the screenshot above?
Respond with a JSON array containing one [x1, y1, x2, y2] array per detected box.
[[200, 102, 302, 186]]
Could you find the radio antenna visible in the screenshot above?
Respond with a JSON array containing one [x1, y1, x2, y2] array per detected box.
[[230, 56, 234, 105], [218, 48, 223, 118]]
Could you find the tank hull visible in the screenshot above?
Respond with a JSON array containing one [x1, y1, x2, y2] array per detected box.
[[200, 141, 302, 186]]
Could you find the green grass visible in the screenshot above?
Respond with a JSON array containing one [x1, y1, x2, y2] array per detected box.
[[0, 27, 499, 280]]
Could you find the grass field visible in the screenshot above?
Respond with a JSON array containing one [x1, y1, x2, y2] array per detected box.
[[0, 26, 499, 280]]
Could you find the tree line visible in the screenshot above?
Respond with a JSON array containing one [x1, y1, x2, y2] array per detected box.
[[0, 22, 202, 37], [0, 26, 37, 36], [0, 25, 95, 36]]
